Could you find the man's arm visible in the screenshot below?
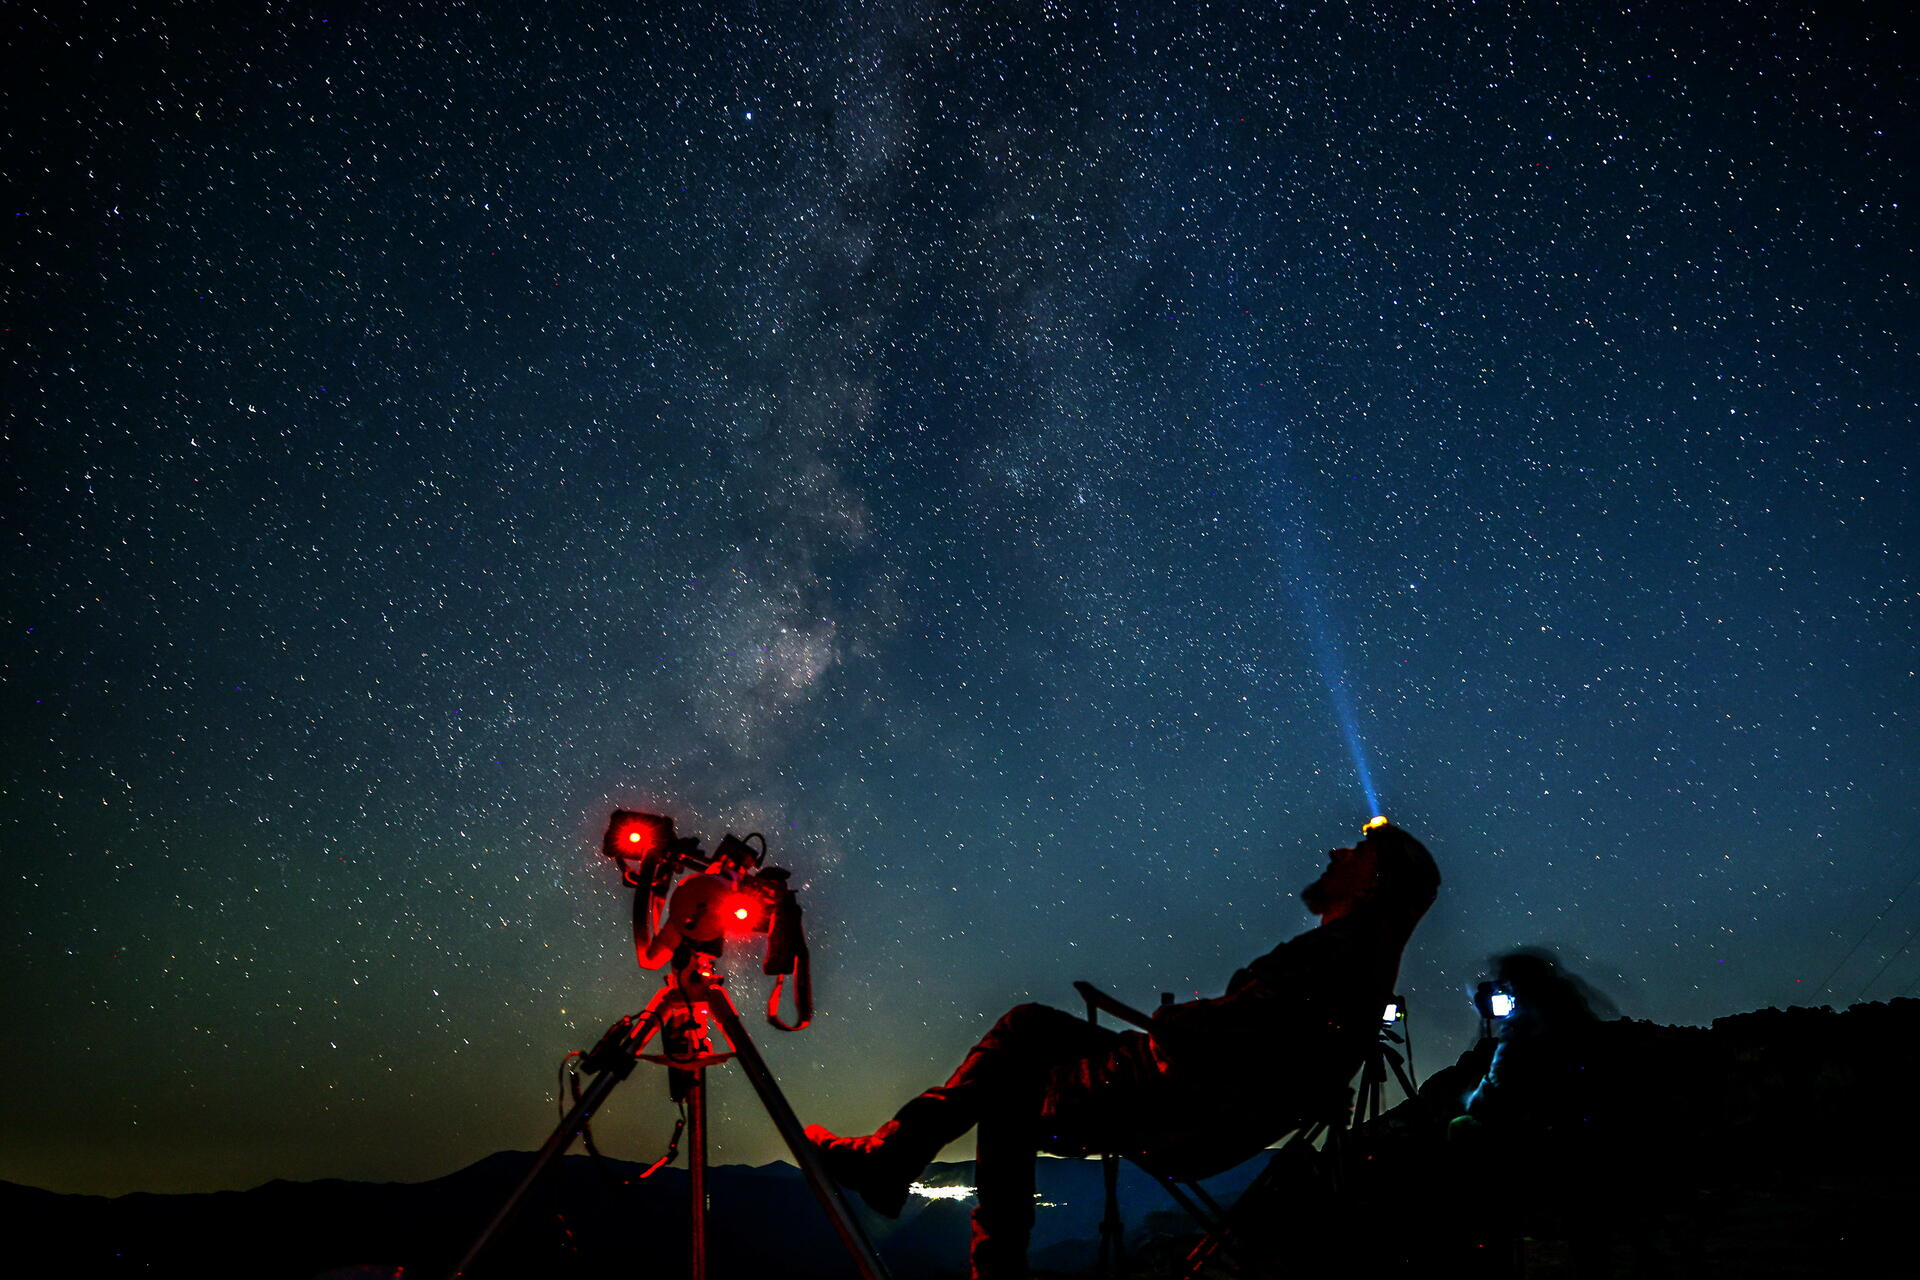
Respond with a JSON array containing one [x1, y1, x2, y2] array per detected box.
[[1145, 922, 1388, 1068]]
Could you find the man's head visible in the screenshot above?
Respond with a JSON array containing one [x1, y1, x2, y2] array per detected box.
[[1301, 822, 1438, 921], [1301, 844, 1378, 920]]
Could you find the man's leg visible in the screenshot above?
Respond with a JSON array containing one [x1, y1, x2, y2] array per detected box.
[[959, 1005, 1117, 1279], [808, 1003, 1115, 1220], [969, 1103, 1041, 1280]]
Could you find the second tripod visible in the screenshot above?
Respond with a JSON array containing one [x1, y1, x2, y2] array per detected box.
[[1354, 992, 1419, 1125]]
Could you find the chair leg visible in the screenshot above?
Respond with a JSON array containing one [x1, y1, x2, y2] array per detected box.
[[1169, 1124, 1333, 1280], [1154, 1175, 1223, 1234], [1097, 1152, 1125, 1278], [1167, 1174, 1269, 1280]]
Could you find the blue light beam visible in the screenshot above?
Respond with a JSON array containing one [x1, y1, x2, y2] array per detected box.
[[1252, 436, 1382, 817], [1303, 609, 1381, 817]]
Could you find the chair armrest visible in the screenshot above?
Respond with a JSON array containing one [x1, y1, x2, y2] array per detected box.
[[1074, 980, 1155, 1030]]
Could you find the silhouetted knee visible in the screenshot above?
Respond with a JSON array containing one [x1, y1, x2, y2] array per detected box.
[[991, 1002, 1062, 1036]]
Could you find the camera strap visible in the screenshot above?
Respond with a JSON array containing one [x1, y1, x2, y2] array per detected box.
[[766, 946, 813, 1031]]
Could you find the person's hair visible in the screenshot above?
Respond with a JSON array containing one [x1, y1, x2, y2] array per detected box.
[[1492, 948, 1617, 1024]]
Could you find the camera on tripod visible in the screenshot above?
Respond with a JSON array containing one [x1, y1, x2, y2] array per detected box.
[[601, 810, 810, 1021]]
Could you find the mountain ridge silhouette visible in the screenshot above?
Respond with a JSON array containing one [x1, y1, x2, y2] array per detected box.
[[8, 998, 1914, 1277]]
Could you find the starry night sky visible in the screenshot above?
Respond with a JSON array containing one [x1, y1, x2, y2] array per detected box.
[[5, 0, 1914, 1197]]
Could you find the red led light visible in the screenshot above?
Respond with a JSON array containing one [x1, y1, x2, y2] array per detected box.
[[605, 811, 675, 861]]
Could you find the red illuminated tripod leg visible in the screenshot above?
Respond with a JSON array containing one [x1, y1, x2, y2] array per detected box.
[[450, 982, 680, 1276]]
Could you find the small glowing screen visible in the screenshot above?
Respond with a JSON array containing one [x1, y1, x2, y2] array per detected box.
[[1490, 991, 1516, 1018]]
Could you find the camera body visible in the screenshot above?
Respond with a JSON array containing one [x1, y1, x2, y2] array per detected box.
[[1472, 980, 1516, 1021]]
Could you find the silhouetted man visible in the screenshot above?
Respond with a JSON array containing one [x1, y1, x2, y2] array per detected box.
[[806, 821, 1440, 1279]]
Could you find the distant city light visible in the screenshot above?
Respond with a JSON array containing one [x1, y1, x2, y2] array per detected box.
[[910, 1182, 974, 1202]]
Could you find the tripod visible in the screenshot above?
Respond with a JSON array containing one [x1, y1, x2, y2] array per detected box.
[[1353, 998, 1418, 1126], [452, 955, 891, 1280]]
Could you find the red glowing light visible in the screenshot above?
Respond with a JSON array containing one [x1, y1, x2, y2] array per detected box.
[[605, 811, 675, 861], [733, 907, 750, 921]]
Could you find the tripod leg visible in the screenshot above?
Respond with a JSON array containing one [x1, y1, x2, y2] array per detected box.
[[689, 1068, 709, 1280], [1386, 1053, 1418, 1101], [1357, 1046, 1391, 1125], [704, 988, 894, 1280], [451, 1000, 668, 1278]]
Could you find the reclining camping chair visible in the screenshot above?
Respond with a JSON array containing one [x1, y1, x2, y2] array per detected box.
[[1074, 980, 1361, 1280]]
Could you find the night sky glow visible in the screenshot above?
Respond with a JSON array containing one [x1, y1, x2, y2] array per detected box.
[[5, 1, 1915, 1199]]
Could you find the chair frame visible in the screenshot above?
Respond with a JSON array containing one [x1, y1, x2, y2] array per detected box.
[[1075, 980, 1355, 1280]]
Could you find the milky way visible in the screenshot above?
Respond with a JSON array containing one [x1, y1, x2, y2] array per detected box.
[[4, 1, 1913, 1195]]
